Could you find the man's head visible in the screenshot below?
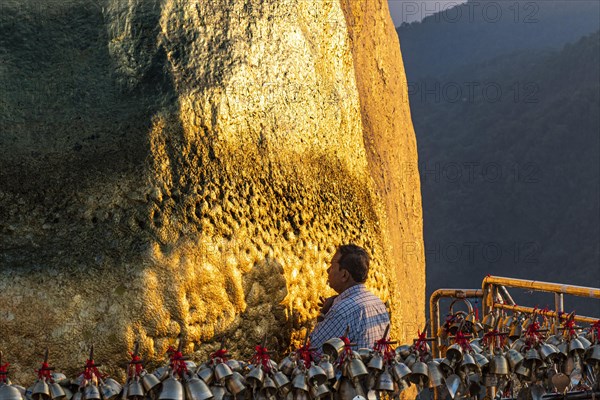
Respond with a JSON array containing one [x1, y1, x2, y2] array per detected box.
[[327, 244, 370, 293]]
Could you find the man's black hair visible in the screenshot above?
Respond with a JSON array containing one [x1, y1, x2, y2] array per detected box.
[[337, 244, 369, 283]]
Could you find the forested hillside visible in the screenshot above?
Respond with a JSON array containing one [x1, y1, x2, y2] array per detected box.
[[398, 5, 600, 314], [397, 0, 600, 80]]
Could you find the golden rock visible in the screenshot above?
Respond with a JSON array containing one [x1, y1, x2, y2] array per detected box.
[[0, 0, 424, 381]]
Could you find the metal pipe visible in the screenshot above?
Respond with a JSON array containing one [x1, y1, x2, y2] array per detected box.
[[482, 276, 600, 324], [498, 285, 516, 305], [429, 289, 483, 357], [500, 391, 600, 400], [541, 391, 600, 399], [482, 276, 600, 298], [492, 303, 598, 324]]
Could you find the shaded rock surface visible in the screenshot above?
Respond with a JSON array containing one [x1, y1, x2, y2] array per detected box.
[[0, 0, 424, 380]]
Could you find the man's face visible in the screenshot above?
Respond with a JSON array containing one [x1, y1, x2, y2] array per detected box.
[[327, 250, 348, 294]]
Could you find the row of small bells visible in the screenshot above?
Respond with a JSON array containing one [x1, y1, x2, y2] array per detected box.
[[0, 331, 414, 400], [2, 313, 600, 400], [414, 308, 600, 399], [0, 347, 124, 400], [276, 332, 406, 400]]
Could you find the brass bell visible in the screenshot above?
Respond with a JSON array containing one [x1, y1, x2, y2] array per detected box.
[[426, 361, 444, 388], [225, 376, 245, 396], [225, 360, 241, 372], [208, 386, 224, 400], [508, 323, 523, 340], [246, 366, 265, 386], [569, 338, 585, 354], [307, 364, 327, 386], [261, 376, 277, 397], [473, 321, 485, 334], [71, 391, 82, 400], [83, 385, 101, 400], [408, 361, 429, 386], [489, 353, 509, 376], [547, 335, 562, 346], [439, 358, 456, 376], [525, 348, 541, 361], [577, 335, 592, 349], [62, 387, 72, 400], [278, 357, 295, 376], [446, 344, 463, 363], [473, 353, 489, 370], [505, 349, 524, 371], [153, 367, 170, 382], [31, 380, 50, 400], [0, 385, 23, 400], [232, 371, 246, 384], [366, 354, 383, 371], [99, 383, 119, 400], [183, 377, 212, 400], [510, 338, 526, 352], [336, 379, 357, 400], [347, 359, 368, 380], [395, 345, 411, 359], [481, 313, 496, 330], [390, 362, 411, 382], [357, 349, 372, 363], [196, 368, 214, 385], [460, 353, 478, 374], [375, 371, 395, 392], [294, 391, 310, 400], [515, 363, 532, 381], [557, 341, 569, 358], [538, 343, 560, 361], [465, 312, 477, 327], [322, 338, 346, 361], [48, 383, 66, 400], [291, 374, 308, 392], [12, 387, 24, 397], [272, 371, 290, 390], [308, 384, 329, 399], [469, 340, 483, 354], [185, 361, 197, 371], [585, 344, 600, 365], [51, 374, 68, 386], [503, 314, 515, 329], [403, 353, 417, 368], [103, 379, 122, 395], [159, 377, 183, 400], [213, 363, 233, 381], [141, 372, 161, 392], [126, 379, 144, 398], [318, 358, 335, 381]]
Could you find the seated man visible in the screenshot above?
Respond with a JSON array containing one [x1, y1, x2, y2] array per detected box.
[[309, 244, 390, 350]]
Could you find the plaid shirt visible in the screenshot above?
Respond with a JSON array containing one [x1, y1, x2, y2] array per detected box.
[[310, 284, 390, 350]]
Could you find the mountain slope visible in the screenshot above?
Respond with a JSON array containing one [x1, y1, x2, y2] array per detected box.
[[410, 31, 600, 314], [397, 0, 600, 81]]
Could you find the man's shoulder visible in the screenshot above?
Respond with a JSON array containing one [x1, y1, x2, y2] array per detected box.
[[339, 285, 386, 308]]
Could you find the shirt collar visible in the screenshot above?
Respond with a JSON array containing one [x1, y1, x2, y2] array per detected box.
[[334, 283, 366, 304]]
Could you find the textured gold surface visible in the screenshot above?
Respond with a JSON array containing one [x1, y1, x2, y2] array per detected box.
[[0, 0, 424, 382]]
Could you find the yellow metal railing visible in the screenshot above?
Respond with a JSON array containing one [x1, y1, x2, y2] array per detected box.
[[482, 275, 600, 330], [429, 288, 483, 357], [429, 276, 600, 357]]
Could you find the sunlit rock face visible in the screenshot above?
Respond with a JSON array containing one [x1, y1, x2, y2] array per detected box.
[[0, 0, 424, 380]]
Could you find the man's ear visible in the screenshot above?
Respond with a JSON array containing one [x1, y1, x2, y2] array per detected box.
[[341, 269, 350, 282]]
